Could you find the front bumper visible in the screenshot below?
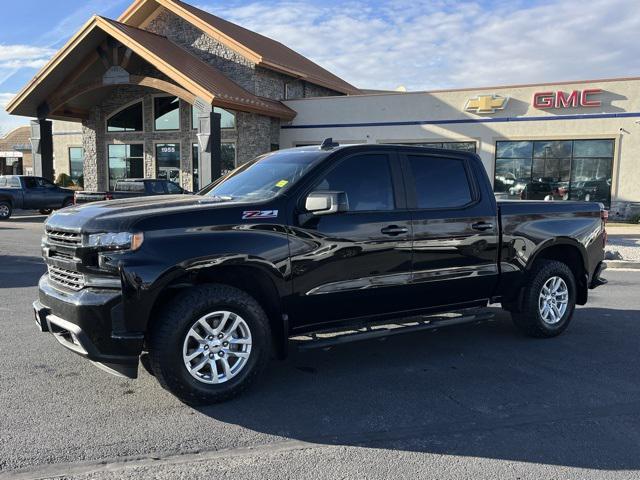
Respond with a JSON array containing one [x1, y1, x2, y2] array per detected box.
[[34, 274, 143, 378]]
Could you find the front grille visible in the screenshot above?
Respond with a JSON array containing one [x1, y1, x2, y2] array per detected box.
[[48, 265, 85, 291], [46, 228, 82, 246], [49, 250, 74, 261]]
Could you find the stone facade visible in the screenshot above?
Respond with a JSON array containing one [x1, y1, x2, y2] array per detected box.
[[70, 6, 346, 191]]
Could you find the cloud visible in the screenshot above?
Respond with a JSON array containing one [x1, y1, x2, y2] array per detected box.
[[0, 45, 56, 83], [0, 93, 31, 135], [199, 0, 640, 91]]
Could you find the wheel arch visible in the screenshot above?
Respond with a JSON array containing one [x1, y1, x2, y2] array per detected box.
[[145, 263, 288, 359], [527, 239, 588, 305]]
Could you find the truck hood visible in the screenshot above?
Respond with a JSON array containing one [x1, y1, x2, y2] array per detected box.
[[46, 194, 238, 232]]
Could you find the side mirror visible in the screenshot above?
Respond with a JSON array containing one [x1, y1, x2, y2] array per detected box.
[[305, 191, 349, 216]]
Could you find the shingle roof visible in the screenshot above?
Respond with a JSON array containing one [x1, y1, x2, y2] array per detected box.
[[0, 126, 32, 152]]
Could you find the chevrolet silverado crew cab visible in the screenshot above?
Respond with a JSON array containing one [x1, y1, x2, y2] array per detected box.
[[34, 142, 608, 404]]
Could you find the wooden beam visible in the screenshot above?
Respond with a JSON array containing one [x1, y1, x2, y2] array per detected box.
[[96, 44, 111, 69], [48, 75, 197, 113], [120, 48, 134, 70]]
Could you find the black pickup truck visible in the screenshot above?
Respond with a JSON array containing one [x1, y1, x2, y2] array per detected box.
[[74, 178, 188, 204], [33, 142, 607, 404], [0, 175, 74, 219]]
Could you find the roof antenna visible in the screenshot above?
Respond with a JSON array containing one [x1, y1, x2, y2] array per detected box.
[[320, 138, 339, 150]]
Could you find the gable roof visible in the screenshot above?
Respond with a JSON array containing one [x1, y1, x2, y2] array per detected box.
[[119, 0, 361, 95], [6, 16, 296, 120]]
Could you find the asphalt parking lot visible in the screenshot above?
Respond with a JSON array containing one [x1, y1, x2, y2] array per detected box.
[[1, 215, 640, 479]]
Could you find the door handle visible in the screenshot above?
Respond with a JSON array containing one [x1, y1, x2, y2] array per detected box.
[[471, 222, 494, 231], [381, 225, 408, 236]]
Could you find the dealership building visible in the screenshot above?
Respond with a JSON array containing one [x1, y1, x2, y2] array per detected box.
[[6, 0, 640, 218]]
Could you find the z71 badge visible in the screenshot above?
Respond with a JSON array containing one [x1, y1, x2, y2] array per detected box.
[[242, 210, 279, 220]]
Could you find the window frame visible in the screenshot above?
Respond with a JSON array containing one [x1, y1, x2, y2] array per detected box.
[[296, 149, 406, 214], [153, 95, 181, 132], [191, 105, 236, 131], [398, 151, 479, 211], [154, 141, 182, 184], [105, 100, 144, 133], [107, 143, 145, 190], [68, 146, 84, 182]]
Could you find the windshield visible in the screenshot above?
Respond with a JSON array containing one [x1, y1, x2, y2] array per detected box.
[[201, 148, 326, 201]]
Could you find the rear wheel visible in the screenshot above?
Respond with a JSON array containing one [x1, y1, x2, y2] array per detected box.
[[61, 198, 73, 209], [0, 201, 12, 220], [510, 260, 576, 338], [149, 284, 272, 404]]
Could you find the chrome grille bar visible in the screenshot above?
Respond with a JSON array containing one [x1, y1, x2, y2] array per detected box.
[[48, 265, 85, 291]]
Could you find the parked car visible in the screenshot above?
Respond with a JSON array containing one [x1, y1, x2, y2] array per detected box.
[[571, 180, 610, 203], [520, 182, 554, 200], [74, 178, 189, 204], [34, 142, 607, 404], [508, 178, 528, 196], [0, 175, 74, 219]]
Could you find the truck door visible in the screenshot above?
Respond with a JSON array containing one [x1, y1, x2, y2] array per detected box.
[[288, 150, 413, 330], [22, 177, 46, 209], [400, 151, 499, 309]]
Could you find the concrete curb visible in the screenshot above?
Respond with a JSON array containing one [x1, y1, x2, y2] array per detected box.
[[606, 260, 640, 270]]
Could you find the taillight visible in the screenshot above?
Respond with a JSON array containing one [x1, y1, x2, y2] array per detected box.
[[105, 193, 113, 200], [601, 208, 608, 245]]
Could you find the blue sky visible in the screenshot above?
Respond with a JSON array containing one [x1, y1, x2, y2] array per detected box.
[[1, 0, 639, 132]]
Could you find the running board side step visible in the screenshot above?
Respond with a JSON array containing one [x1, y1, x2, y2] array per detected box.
[[293, 311, 495, 350]]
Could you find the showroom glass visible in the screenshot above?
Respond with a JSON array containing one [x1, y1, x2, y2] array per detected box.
[[202, 149, 324, 201], [68, 147, 84, 185], [107, 102, 143, 132], [494, 139, 614, 205], [191, 142, 236, 191], [155, 97, 180, 131], [156, 143, 181, 183], [191, 106, 236, 129], [314, 154, 395, 211], [108, 144, 144, 190], [397, 141, 476, 153], [407, 155, 472, 208]]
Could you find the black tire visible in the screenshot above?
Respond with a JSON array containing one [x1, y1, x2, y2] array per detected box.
[[149, 284, 272, 405], [0, 201, 12, 220], [510, 260, 576, 338], [39, 209, 53, 215]]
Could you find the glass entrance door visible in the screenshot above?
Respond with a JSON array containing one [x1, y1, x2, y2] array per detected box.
[[156, 143, 181, 183]]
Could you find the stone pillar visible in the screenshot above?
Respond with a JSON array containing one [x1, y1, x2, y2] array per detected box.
[[197, 111, 221, 186], [30, 119, 54, 181]]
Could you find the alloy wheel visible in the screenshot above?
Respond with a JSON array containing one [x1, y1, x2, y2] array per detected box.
[[538, 276, 569, 325], [182, 310, 252, 384]]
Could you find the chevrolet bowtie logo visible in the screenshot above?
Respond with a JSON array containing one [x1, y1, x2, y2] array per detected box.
[[465, 94, 509, 114]]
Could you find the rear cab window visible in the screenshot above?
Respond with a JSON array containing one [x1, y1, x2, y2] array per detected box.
[[0, 176, 21, 188], [405, 154, 473, 209]]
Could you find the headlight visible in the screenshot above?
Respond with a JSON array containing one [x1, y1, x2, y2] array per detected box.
[[87, 232, 144, 251]]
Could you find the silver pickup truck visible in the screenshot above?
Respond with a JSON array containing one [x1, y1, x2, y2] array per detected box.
[[74, 178, 189, 205]]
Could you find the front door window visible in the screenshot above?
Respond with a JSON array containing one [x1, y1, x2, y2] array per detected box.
[[108, 144, 143, 190], [156, 143, 181, 183]]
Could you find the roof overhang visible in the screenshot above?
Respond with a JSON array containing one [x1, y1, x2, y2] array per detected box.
[[6, 16, 296, 121]]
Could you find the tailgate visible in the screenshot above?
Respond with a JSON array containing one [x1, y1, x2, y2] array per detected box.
[[74, 191, 107, 204]]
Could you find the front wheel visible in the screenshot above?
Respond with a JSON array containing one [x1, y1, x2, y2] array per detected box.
[[510, 260, 576, 338], [149, 284, 272, 404]]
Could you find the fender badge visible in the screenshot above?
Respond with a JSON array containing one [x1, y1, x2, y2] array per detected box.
[[242, 210, 278, 220]]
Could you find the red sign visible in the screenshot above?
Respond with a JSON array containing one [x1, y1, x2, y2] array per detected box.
[[533, 89, 602, 109]]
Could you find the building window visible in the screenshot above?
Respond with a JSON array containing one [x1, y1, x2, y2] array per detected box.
[[68, 147, 84, 186], [494, 139, 614, 205], [108, 144, 144, 190], [395, 141, 477, 152], [156, 143, 181, 183], [191, 106, 236, 130], [154, 96, 180, 131], [221, 142, 236, 174], [107, 102, 143, 132]]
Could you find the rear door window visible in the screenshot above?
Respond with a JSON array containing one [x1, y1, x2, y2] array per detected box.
[[406, 155, 473, 209]]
